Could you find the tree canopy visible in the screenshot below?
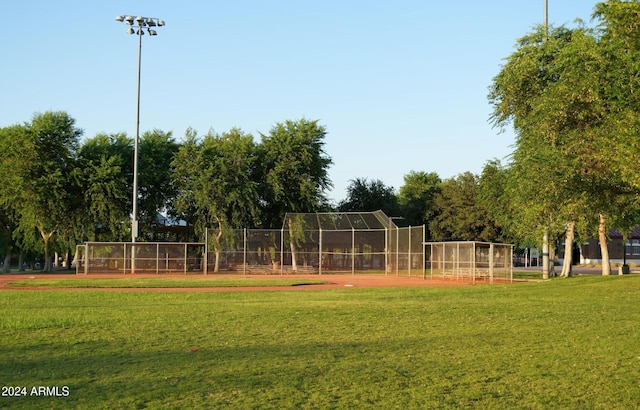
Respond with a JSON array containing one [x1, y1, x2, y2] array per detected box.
[[257, 119, 333, 227], [488, 0, 640, 275], [0, 112, 84, 271], [398, 171, 441, 234], [338, 178, 401, 218]]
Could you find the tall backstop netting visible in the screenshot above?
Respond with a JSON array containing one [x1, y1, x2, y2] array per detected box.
[[206, 211, 426, 276], [76, 211, 425, 275], [76, 242, 205, 274], [425, 241, 514, 283]]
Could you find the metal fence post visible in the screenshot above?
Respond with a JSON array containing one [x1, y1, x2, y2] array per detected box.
[[84, 243, 89, 275], [351, 228, 355, 275], [319, 228, 323, 275], [204, 228, 208, 275]]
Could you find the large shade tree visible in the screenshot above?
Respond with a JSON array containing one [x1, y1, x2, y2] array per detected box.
[[137, 130, 179, 237], [490, 1, 640, 276], [593, 0, 640, 191], [477, 160, 510, 244], [79, 129, 179, 242], [78, 133, 131, 241], [0, 210, 13, 273], [589, 0, 640, 273], [0, 112, 84, 271], [0, 125, 27, 271], [489, 15, 630, 276], [430, 172, 499, 242], [338, 177, 401, 218], [257, 119, 333, 227], [171, 128, 260, 271], [398, 171, 440, 235], [489, 26, 580, 277]]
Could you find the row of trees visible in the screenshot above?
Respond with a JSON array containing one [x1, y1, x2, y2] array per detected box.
[[488, 0, 640, 276], [0, 115, 333, 271], [339, 171, 504, 245], [344, 0, 640, 278], [0, 109, 511, 273]]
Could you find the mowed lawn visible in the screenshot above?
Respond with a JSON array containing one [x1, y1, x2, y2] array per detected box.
[[1, 275, 640, 409]]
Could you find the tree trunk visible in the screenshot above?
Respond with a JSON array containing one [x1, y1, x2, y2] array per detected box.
[[65, 250, 72, 270], [72, 247, 79, 270], [213, 221, 223, 273], [18, 250, 24, 271], [561, 221, 575, 277], [287, 218, 298, 272], [542, 233, 550, 279], [598, 214, 611, 276], [39, 229, 54, 272], [3, 250, 11, 273], [214, 250, 220, 273], [548, 242, 556, 277]]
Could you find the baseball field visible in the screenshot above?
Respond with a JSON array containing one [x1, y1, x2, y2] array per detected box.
[[1, 273, 639, 409]]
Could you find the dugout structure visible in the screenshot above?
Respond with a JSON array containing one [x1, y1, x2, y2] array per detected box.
[[209, 211, 426, 276], [425, 241, 513, 283], [76, 242, 205, 274]]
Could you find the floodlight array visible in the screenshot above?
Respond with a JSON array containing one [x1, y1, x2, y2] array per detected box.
[[115, 15, 165, 36]]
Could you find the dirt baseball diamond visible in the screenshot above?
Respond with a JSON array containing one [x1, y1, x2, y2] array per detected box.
[[0, 273, 496, 292]]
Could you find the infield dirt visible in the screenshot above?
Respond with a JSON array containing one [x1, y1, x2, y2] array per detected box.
[[0, 273, 476, 292]]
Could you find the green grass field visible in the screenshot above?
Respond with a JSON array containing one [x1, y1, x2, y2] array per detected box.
[[1, 275, 639, 409]]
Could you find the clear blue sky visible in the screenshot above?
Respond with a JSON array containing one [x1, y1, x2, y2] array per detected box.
[[1, 1, 597, 203]]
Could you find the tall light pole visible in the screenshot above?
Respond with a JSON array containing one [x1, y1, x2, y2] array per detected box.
[[542, 1, 550, 279], [115, 15, 165, 243], [544, 0, 548, 40]]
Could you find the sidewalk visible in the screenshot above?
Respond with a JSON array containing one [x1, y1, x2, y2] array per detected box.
[[517, 265, 632, 275]]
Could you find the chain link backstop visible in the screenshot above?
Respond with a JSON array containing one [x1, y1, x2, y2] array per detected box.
[[76, 213, 512, 282], [201, 211, 425, 276], [207, 225, 425, 276]]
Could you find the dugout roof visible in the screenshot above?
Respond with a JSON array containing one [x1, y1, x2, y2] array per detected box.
[[282, 210, 397, 231]]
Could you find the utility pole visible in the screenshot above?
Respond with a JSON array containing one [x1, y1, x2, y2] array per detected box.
[[541, 0, 550, 280]]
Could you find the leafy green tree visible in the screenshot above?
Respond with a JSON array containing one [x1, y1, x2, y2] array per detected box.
[[138, 130, 179, 237], [170, 128, 199, 229], [81, 156, 129, 241], [78, 133, 132, 179], [430, 172, 498, 242], [398, 171, 440, 234], [489, 24, 599, 275], [591, 0, 640, 273], [79, 130, 179, 241], [0, 209, 14, 272], [172, 128, 260, 271], [477, 160, 512, 244], [593, 0, 640, 171], [78, 133, 131, 241], [0, 125, 26, 271], [257, 119, 333, 227], [489, 6, 640, 276], [338, 177, 401, 218], [0, 112, 84, 271]]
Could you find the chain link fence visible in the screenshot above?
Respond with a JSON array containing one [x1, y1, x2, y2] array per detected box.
[[425, 241, 513, 283], [202, 211, 424, 275], [76, 242, 205, 274], [207, 225, 425, 276], [76, 213, 511, 281]]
